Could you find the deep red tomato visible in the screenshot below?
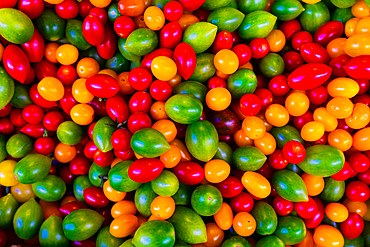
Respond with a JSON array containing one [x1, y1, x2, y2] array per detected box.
[[283, 51, 305, 73], [249, 38, 269, 59], [59, 166, 76, 185], [111, 129, 132, 151], [21, 123, 45, 138], [239, 94, 261, 116], [128, 158, 165, 183], [269, 149, 288, 170], [20, 27, 44, 63], [88, 98, 107, 117], [84, 140, 98, 159], [273, 195, 293, 216], [294, 197, 317, 219], [163, 1, 183, 21], [159, 21, 182, 50], [349, 153, 370, 173], [211, 31, 233, 54], [57, 65, 78, 86], [34, 137, 55, 156], [29, 84, 58, 109], [128, 67, 153, 91], [314, 20, 344, 47], [18, 0, 44, 19], [0, 118, 14, 135], [340, 213, 364, 240], [78, 0, 93, 18], [114, 16, 135, 38], [214, 176, 243, 198], [3, 44, 30, 84], [0, 230, 7, 247], [127, 112, 152, 133], [171, 161, 204, 185], [97, 24, 117, 59], [358, 169, 370, 185], [141, 48, 173, 71], [10, 108, 27, 127], [346, 181, 370, 202], [232, 44, 252, 67], [89, 7, 108, 25], [85, 74, 120, 98], [355, 79, 370, 94], [173, 42, 197, 80], [106, 95, 130, 123], [282, 141, 306, 164], [279, 19, 301, 41], [0, 104, 12, 117], [329, 54, 351, 77], [254, 88, 273, 112], [337, 119, 353, 133], [292, 31, 313, 51], [268, 75, 290, 96], [307, 85, 328, 105], [88, 122, 95, 139], [128, 91, 152, 114], [93, 150, 114, 167], [22, 104, 44, 125], [257, 162, 276, 180], [83, 15, 105, 46], [230, 192, 254, 213], [149, 80, 172, 101], [83, 187, 109, 208], [0, 0, 17, 8], [33, 59, 58, 80], [300, 42, 330, 64], [114, 148, 134, 161], [59, 201, 89, 216], [56, 0, 79, 19], [178, 0, 206, 12], [69, 156, 90, 175], [208, 77, 227, 90], [304, 197, 325, 228], [43, 111, 64, 131]]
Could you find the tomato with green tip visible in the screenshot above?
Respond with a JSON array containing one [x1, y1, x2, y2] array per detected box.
[[167, 206, 207, 244], [227, 69, 257, 99], [271, 0, 305, 21], [93, 116, 117, 152], [89, 162, 110, 187], [183, 22, 218, 54], [191, 184, 223, 216], [13, 154, 52, 184], [65, 19, 91, 50], [96, 226, 125, 247], [300, 2, 330, 34], [108, 161, 142, 192], [0, 194, 19, 229], [214, 142, 233, 165], [233, 146, 267, 171], [62, 209, 104, 241], [269, 125, 304, 149], [165, 94, 203, 124], [131, 128, 170, 158], [185, 120, 219, 162], [207, 7, 245, 32], [238, 11, 277, 41], [125, 28, 158, 56], [0, 8, 34, 44], [251, 201, 278, 236], [151, 170, 179, 197], [118, 37, 141, 64], [272, 170, 309, 202], [0, 67, 15, 110], [274, 216, 307, 245], [10, 82, 33, 108], [173, 81, 208, 104], [36, 8, 65, 41], [13, 198, 43, 240], [221, 236, 251, 247], [259, 53, 285, 78], [134, 182, 158, 217], [133, 220, 175, 247], [57, 121, 84, 146], [73, 175, 93, 202], [172, 182, 194, 206], [255, 236, 284, 247], [238, 0, 267, 14], [32, 175, 66, 202], [39, 215, 69, 247], [319, 177, 345, 203], [6, 133, 33, 158], [188, 53, 216, 83]]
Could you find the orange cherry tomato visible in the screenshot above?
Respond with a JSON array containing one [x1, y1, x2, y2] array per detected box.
[[54, 143, 77, 163], [109, 214, 139, 238], [233, 212, 256, 237], [241, 171, 271, 199], [117, 72, 135, 95], [343, 198, 368, 217], [265, 30, 286, 53], [170, 139, 191, 161], [38, 77, 65, 101], [326, 97, 354, 119], [254, 132, 276, 155], [313, 107, 338, 132], [355, 17, 370, 34], [214, 49, 239, 75], [111, 158, 123, 168], [77, 58, 100, 78], [0, 160, 18, 186], [256, 112, 273, 131], [242, 116, 266, 140], [44, 0, 64, 4], [344, 34, 370, 57], [326, 38, 347, 59], [285, 92, 310, 117], [325, 203, 349, 223], [150, 101, 169, 120], [11, 183, 36, 203], [56, 44, 79, 65], [301, 121, 325, 142], [151, 56, 177, 81], [205, 223, 224, 247], [111, 200, 137, 218], [214, 202, 233, 230], [150, 196, 175, 219], [328, 129, 353, 152], [44, 42, 60, 63], [206, 87, 232, 111], [160, 145, 182, 168], [118, 0, 145, 17], [178, 14, 199, 31], [240, 62, 253, 70], [216, 70, 230, 80], [133, 14, 148, 28], [345, 18, 360, 37], [295, 229, 314, 247], [301, 173, 325, 196], [204, 159, 231, 183], [70, 104, 94, 125], [103, 180, 126, 202], [345, 103, 370, 129], [148, 215, 164, 221], [265, 104, 289, 127], [72, 78, 95, 104], [352, 0, 370, 18], [152, 119, 177, 142], [144, 6, 165, 31], [313, 225, 344, 247], [327, 77, 360, 98], [90, 0, 112, 8], [233, 129, 254, 147], [98, 69, 118, 79], [353, 127, 370, 151]]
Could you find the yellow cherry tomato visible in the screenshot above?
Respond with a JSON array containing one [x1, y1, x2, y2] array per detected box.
[[103, 180, 126, 202], [345, 103, 370, 129], [56, 44, 79, 65], [256, 112, 273, 131], [70, 104, 94, 125], [301, 173, 325, 196], [89, 0, 112, 8], [325, 203, 349, 223], [205, 223, 224, 247], [152, 119, 177, 142], [254, 132, 276, 155], [343, 198, 368, 217], [352, 0, 370, 18], [206, 87, 232, 111], [72, 78, 94, 104], [38, 77, 65, 101], [326, 38, 347, 59], [233, 212, 256, 237], [265, 30, 286, 53], [144, 6, 165, 31], [109, 214, 139, 238], [242, 116, 266, 140], [0, 160, 18, 186], [44, 42, 60, 63], [362, 200, 370, 221], [233, 129, 254, 147], [160, 145, 182, 168], [265, 104, 289, 127], [44, 0, 64, 4], [356, 16, 370, 34], [344, 34, 370, 57], [204, 159, 231, 183], [77, 57, 100, 78], [328, 129, 353, 152], [111, 200, 137, 218], [214, 49, 239, 75], [301, 121, 325, 142], [241, 171, 271, 199], [313, 107, 338, 132], [302, 0, 321, 3], [214, 202, 233, 230], [285, 92, 310, 117], [326, 97, 354, 119], [345, 18, 360, 37], [150, 101, 169, 120], [150, 196, 175, 219], [313, 225, 344, 247], [151, 56, 177, 81], [353, 127, 370, 151], [11, 183, 36, 203], [327, 77, 360, 98]]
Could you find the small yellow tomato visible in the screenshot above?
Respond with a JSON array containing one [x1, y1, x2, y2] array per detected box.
[[72, 78, 94, 104], [70, 104, 95, 125], [344, 34, 370, 57], [356, 16, 370, 34], [152, 119, 177, 142], [301, 121, 325, 142], [242, 116, 266, 140], [56, 44, 79, 65], [233, 129, 254, 147], [285, 92, 310, 117], [265, 104, 289, 127], [302, 0, 321, 3], [11, 183, 36, 203], [254, 132, 276, 155], [265, 30, 286, 53], [325, 203, 349, 223], [313, 107, 338, 132], [326, 38, 347, 59], [352, 0, 370, 18], [111, 200, 137, 218], [326, 97, 354, 119], [109, 214, 139, 238], [89, 0, 112, 8], [144, 6, 165, 31], [151, 56, 177, 81], [77, 57, 100, 78], [233, 212, 256, 237], [345, 18, 360, 37], [241, 171, 271, 199], [103, 180, 126, 202], [328, 129, 353, 152], [214, 49, 239, 75], [0, 160, 18, 186], [204, 159, 231, 183], [327, 77, 360, 98], [313, 225, 344, 247], [345, 103, 370, 129], [150, 196, 175, 219], [206, 87, 232, 111], [38, 77, 65, 101]]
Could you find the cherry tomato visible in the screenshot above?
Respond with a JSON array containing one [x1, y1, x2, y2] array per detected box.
[[34, 137, 55, 156], [282, 140, 306, 164], [294, 196, 317, 219], [346, 181, 370, 202], [233, 212, 256, 237], [313, 225, 344, 247], [340, 213, 364, 239], [164, 1, 183, 21], [172, 161, 204, 185], [214, 202, 233, 230], [249, 38, 269, 59], [150, 196, 175, 219], [325, 203, 349, 223]]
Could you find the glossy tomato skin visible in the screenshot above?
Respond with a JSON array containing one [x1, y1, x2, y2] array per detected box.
[[329, 54, 351, 77], [279, 19, 301, 41], [173, 42, 196, 81], [346, 181, 370, 202], [172, 161, 205, 185], [83, 187, 109, 208], [282, 140, 306, 164], [304, 197, 325, 229], [89, 7, 108, 25], [128, 112, 152, 133], [128, 91, 152, 114], [69, 156, 90, 175], [331, 161, 352, 181], [82, 15, 105, 46], [230, 192, 254, 213], [29, 84, 58, 109], [114, 16, 135, 38], [273, 195, 293, 216], [4, 45, 30, 84], [313, 20, 344, 47], [20, 27, 44, 63], [56, 0, 79, 19], [85, 74, 120, 98], [141, 48, 173, 71], [160, 21, 182, 50], [10, 108, 27, 127], [211, 31, 233, 54], [34, 137, 55, 156], [283, 51, 305, 73], [300, 42, 330, 64], [18, 0, 44, 19], [214, 176, 243, 198], [294, 197, 317, 219], [128, 158, 165, 183], [43, 111, 64, 131], [340, 213, 364, 239], [111, 129, 132, 151], [106, 95, 129, 123], [97, 24, 117, 59]]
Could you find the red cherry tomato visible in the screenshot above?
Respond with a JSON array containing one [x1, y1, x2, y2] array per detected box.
[[282, 140, 306, 164], [43, 111, 64, 131], [128, 112, 152, 133], [300, 42, 330, 64], [56, 0, 79, 19], [22, 105, 44, 125], [171, 161, 205, 185], [160, 21, 183, 50], [294, 197, 318, 219], [111, 129, 132, 151], [0, 118, 14, 135], [128, 158, 165, 183], [249, 38, 269, 59], [304, 197, 325, 229], [164, 1, 183, 21], [83, 15, 105, 46], [214, 176, 243, 198], [273, 195, 293, 216], [149, 80, 172, 101], [211, 31, 233, 54], [346, 181, 370, 202], [20, 27, 45, 63], [114, 16, 135, 38], [0, 104, 12, 118], [89, 7, 108, 25], [329, 54, 351, 77], [279, 19, 301, 41], [268, 149, 288, 170], [93, 150, 114, 167], [340, 213, 364, 239], [78, 0, 93, 18], [97, 24, 117, 59], [69, 156, 90, 175], [283, 51, 305, 73], [18, 0, 44, 19], [292, 31, 313, 51], [83, 187, 109, 208], [230, 192, 254, 213], [268, 75, 290, 96], [34, 137, 55, 156], [313, 20, 344, 47], [106, 95, 130, 123], [349, 153, 370, 173], [232, 44, 252, 67], [128, 67, 153, 91], [128, 91, 152, 114], [239, 94, 262, 116]]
